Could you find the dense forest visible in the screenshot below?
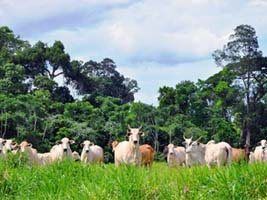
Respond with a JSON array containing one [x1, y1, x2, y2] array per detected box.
[[0, 24, 266, 161]]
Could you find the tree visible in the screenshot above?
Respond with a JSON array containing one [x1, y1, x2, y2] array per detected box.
[[14, 41, 71, 80], [0, 63, 28, 95], [213, 24, 267, 148], [0, 26, 29, 65], [68, 58, 139, 103]]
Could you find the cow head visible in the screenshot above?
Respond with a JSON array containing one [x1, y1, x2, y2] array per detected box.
[[0, 138, 7, 154], [182, 135, 193, 148], [4, 139, 17, 153], [81, 140, 94, 153], [184, 136, 202, 154], [167, 143, 175, 156], [111, 141, 119, 152], [56, 137, 75, 153], [19, 141, 32, 152], [72, 151, 80, 161], [259, 140, 267, 150], [127, 125, 144, 146]]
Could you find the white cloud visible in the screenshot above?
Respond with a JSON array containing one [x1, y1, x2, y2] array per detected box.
[[1, 0, 267, 104], [118, 59, 220, 105]]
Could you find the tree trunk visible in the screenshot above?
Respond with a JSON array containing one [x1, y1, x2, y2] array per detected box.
[[33, 111, 37, 132], [245, 70, 251, 152], [2, 111, 7, 138]]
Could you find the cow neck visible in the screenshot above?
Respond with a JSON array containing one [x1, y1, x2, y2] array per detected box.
[[129, 142, 140, 159]]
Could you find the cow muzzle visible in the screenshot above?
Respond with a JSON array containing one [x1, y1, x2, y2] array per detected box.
[[185, 149, 191, 153], [85, 150, 89, 153], [133, 140, 138, 145], [63, 148, 68, 153]]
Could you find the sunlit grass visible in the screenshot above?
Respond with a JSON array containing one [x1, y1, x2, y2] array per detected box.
[[0, 155, 266, 199]]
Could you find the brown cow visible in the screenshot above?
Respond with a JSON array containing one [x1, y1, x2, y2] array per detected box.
[[232, 148, 246, 163], [139, 144, 154, 167]]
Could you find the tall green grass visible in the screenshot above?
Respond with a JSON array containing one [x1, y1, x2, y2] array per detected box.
[[0, 155, 266, 200]]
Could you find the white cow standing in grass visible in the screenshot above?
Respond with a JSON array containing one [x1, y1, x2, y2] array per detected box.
[[183, 136, 232, 167], [167, 143, 185, 167], [183, 136, 206, 167], [204, 140, 232, 167], [249, 139, 267, 163], [81, 140, 103, 164], [49, 137, 75, 162], [113, 125, 143, 166], [19, 141, 40, 165], [3, 139, 18, 154]]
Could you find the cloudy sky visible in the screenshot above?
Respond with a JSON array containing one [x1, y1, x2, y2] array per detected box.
[[0, 0, 267, 104]]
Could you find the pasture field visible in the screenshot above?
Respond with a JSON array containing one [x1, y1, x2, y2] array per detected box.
[[0, 156, 266, 200]]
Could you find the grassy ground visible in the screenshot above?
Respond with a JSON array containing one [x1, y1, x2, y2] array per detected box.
[[0, 155, 266, 200]]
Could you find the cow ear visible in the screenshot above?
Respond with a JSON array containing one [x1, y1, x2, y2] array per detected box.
[[13, 145, 20, 150], [182, 141, 186, 146], [80, 142, 84, 147], [11, 141, 17, 146], [70, 140, 75, 144], [11, 143, 18, 149], [28, 143, 32, 148], [56, 140, 62, 145], [140, 131, 145, 137], [89, 142, 94, 146], [2, 140, 6, 145]]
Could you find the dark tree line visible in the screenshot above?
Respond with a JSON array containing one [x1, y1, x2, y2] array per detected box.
[[0, 25, 266, 161]]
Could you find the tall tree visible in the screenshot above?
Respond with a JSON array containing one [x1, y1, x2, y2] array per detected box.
[[213, 24, 267, 148], [68, 58, 139, 103]]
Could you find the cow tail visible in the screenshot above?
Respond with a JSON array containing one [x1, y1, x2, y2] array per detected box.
[[225, 147, 232, 165]]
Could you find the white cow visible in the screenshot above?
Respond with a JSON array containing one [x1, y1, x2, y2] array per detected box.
[[81, 140, 103, 164], [72, 151, 81, 161], [37, 152, 52, 165], [113, 125, 143, 166], [205, 141, 232, 167], [37, 138, 76, 165], [167, 143, 185, 167], [249, 140, 267, 163], [0, 138, 7, 157], [19, 141, 40, 165], [183, 137, 232, 167], [259, 139, 267, 148], [183, 136, 206, 167], [49, 137, 75, 162], [3, 139, 17, 154]]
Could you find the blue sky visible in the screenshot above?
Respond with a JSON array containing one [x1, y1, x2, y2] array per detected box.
[[1, 0, 267, 105]]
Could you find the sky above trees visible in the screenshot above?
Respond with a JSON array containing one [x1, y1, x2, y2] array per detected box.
[[0, 0, 267, 104]]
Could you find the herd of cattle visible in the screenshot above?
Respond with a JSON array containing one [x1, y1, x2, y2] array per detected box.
[[0, 126, 266, 167]]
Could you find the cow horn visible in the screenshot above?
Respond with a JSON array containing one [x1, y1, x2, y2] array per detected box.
[[183, 134, 186, 140], [196, 136, 202, 142], [138, 125, 142, 130], [127, 124, 131, 130]]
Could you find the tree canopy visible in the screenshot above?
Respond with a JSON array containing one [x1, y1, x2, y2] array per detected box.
[[0, 25, 266, 161]]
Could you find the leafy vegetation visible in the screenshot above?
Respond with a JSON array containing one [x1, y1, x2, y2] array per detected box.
[[0, 24, 266, 159], [0, 158, 266, 200]]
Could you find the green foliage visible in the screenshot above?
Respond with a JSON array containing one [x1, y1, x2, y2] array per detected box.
[[0, 25, 266, 155], [0, 161, 266, 199]]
